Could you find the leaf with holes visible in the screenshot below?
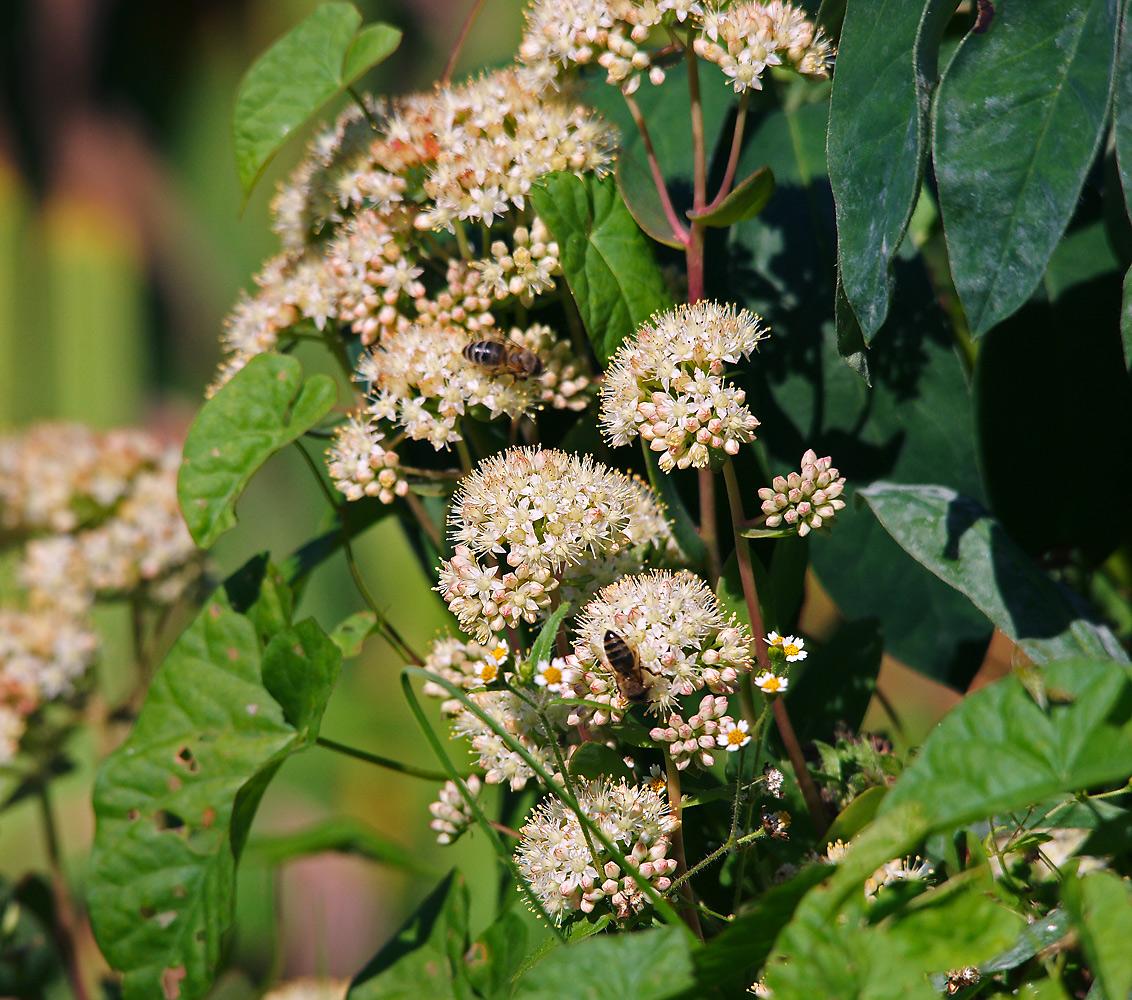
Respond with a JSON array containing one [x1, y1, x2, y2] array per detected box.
[[933, 0, 1119, 336], [88, 558, 341, 1000], [178, 353, 337, 549], [233, 2, 401, 201], [531, 172, 671, 364]]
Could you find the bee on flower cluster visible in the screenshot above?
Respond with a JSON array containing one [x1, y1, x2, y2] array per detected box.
[[601, 629, 651, 704], [462, 339, 543, 379]]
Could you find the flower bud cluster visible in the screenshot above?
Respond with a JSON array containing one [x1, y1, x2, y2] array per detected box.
[[437, 449, 672, 641], [571, 570, 752, 716], [421, 635, 511, 714], [515, 778, 679, 923], [325, 416, 407, 504], [758, 450, 846, 536], [519, 0, 832, 96], [600, 302, 768, 471], [472, 221, 560, 303], [648, 695, 732, 770], [428, 776, 483, 844], [693, 0, 834, 92]]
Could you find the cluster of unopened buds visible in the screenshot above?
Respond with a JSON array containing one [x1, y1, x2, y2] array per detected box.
[[758, 450, 847, 537], [325, 416, 407, 504], [650, 695, 732, 769], [428, 776, 482, 845]]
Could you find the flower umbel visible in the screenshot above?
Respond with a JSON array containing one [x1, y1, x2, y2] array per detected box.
[[600, 301, 768, 471], [758, 450, 846, 537]]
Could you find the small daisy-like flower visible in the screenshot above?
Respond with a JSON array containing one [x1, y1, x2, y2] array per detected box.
[[573, 571, 753, 715], [864, 856, 933, 899], [646, 764, 667, 794], [515, 777, 679, 924], [766, 631, 807, 662], [600, 301, 768, 471], [533, 656, 573, 694], [428, 775, 483, 844], [717, 717, 751, 752], [754, 671, 789, 695], [758, 450, 847, 537], [474, 658, 502, 684]]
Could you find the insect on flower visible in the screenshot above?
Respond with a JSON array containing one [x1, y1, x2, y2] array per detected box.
[[462, 339, 544, 379], [601, 629, 650, 704]]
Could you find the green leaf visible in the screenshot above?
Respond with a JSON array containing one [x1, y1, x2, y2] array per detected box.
[[980, 908, 1071, 974], [933, 0, 1120, 336], [568, 742, 634, 784], [348, 872, 470, 1000], [261, 618, 342, 741], [1062, 871, 1132, 1000], [330, 611, 380, 659], [528, 601, 572, 667], [828, 0, 953, 339], [639, 442, 707, 567], [879, 657, 1132, 830], [786, 618, 883, 743], [511, 925, 694, 1000], [823, 785, 888, 848], [834, 270, 870, 382], [463, 911, 530, 1000], [1112, 0, 1132, 222], [88, 560, 340, 1000], [233, 3, 401, 200], [246, 817, 427, 873], [178, 353, 337, 548], [859, 483, 1129, 664], [687, 167, 774, 227], [1123, 266, 1132, 377], [531, 172, 671, 364]]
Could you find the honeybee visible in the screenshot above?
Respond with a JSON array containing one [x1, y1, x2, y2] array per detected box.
[[462, 339, 544, 379], [601, 630, 651, 705]]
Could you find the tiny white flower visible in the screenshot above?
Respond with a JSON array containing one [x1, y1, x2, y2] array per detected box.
[[716, 717, 751, 752], [754, 671, 788, 695]]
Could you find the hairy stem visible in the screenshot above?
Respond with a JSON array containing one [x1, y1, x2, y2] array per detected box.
[[722, 458, 827, 837]]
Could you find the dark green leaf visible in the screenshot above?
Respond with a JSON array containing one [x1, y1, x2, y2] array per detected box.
[[348, 872, 470, 1000], [834, 270, 870, 382], [1062, 871, 1132, 1000], [859, 483, 1129, 664], [88, 560, 337, 1000], [1123, 266, 1132, 377], [933, 0, 1119, 335], [568, 742, 634, 784], [980, 908, 1071, 974], [531, 172, 671, 364], [511, 925, 694, 1000], [823, 785, 888, 847], [233, 3, 401, 200], [261, 618, 342, 741], [463, 911, 530, 1000], [280, 495, 396, 586], [178, 353, 337, 548], [688, 167, 774, 227], [786, 618, 883, 743], [1113, 0, 1132, 222], [247, 817, 427, 874], [828, 0, 953, 339], [528, 601, 572, 667]]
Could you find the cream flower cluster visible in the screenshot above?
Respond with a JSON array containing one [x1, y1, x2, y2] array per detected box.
[[213, 68, 614, 395], [428, 775, 483, 844], [693, 0, 834, 92], [758, 450, 847, 536], [437, 449, 673, 641], [648, 694, 738, 770], [519, 0, 832, 95], [0, 607, 100, 765], [600, 302, 768, 471], [571, 570, 752, 715], [516, 778, 679, 922], [325, 416, 407, 505], [452, 690, 567, 790]]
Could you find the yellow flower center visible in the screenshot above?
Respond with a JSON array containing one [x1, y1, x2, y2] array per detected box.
[[542, 664, 562, 684], [783, 643, 800, 658], [727, 729, 747, 746], [480, 661, 498, 683], [761, 676, 784, 693]]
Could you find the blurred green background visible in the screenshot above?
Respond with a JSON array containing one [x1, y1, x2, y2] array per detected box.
[[0, 0, 532, 991]]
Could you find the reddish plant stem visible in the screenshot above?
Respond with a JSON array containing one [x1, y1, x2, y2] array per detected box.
[[704, 91, 751, 213], [623, 92, 690, 247], [721, 459, 828, 838], [665, 755, 704, 940], [685, 36, 708, 304], [440, 0, 488, 85], [38, 784, 92, 1000]]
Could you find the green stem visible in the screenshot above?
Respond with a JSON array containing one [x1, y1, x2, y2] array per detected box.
[[322, 320, 358, 386], [722, 458, 828, 838], [316, 736, 453, 781], [666, 827, 768, 899]]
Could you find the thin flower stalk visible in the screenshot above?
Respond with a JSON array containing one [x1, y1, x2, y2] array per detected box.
[[665, 754, 704, 939]]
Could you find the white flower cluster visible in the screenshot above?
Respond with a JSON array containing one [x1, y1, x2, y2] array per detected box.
[[571, 570, 752, 715], [421, 634, 511, 714], [437, 449, 674, 641], [519, 0, 833, 95], [600, 301, 768, 471], [864, 856, 934, 899], [516, 778, 679, 922], [429, 776, 483, 844], [452, 689, 567, 790], [758, 450, 847, 536], [213, 68, 614, 396], [325, 416, 407, 504], [0, 607, 100, 764]]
